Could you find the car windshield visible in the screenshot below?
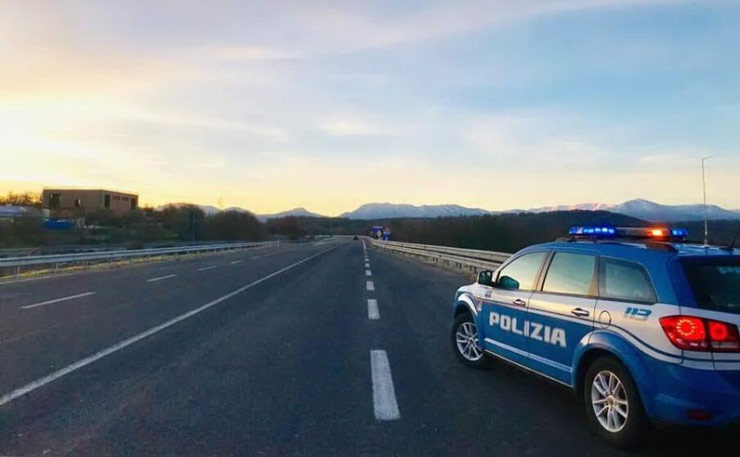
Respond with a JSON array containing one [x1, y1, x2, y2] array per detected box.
[[681, 257, 740, 315]]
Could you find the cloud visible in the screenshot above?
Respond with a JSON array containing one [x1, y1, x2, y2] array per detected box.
[[210, 45, 296, 61], [463, 112, 611, 168], [319, 117, 388, 137]]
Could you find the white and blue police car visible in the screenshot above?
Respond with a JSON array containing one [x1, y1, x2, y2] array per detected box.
[[450, 226, 739, 447]]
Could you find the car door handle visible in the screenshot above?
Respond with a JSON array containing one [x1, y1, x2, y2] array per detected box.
[[571, 307, 590, 317], [512, 298, 527, 307]]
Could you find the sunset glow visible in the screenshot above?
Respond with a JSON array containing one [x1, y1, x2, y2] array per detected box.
[[3, 1, 739, 214]]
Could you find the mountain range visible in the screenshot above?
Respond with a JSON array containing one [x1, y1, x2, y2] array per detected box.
[[338, 203, 490, 219], [526, 199, 739, 222], [156, 199, 739, 222], [155, 203, 325, 220]]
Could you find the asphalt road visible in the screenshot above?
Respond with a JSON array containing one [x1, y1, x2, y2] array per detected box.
[[0, 239, 736, 456]]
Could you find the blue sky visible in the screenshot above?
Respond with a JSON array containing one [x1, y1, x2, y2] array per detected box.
[[2, 0, 739, 214]]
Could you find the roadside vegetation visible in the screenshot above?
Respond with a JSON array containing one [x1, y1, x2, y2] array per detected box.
[[2, 192, 737, 251]]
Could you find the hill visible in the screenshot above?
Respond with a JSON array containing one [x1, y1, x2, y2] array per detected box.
[[340, 203, 492, 219]]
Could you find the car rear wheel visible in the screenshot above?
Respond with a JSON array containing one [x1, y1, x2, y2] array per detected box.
[[451, 313, 489, 368], [583, 356, 647, 449]]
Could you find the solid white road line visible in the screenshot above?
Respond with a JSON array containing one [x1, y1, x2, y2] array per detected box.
[[146, 274, 177, 283], [367, 299, 380, 320], [0, 245, 339, 408], [366, 281, 375, 291], [365, 263, 370, 268], [230, 260, 243, 265], [197, 266, 217, 272], [370, 350, 400, 421], [21, 292, 97, 310], [365, 269, 372, 276]]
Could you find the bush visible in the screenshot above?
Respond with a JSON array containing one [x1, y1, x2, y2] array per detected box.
[[205, 211, 266, 241]]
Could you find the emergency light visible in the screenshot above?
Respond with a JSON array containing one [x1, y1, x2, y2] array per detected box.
[[568, 226, 616, 236], [568, 226, 689, 241]]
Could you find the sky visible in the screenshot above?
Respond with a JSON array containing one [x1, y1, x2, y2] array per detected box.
[[2, 0, 739, 215]]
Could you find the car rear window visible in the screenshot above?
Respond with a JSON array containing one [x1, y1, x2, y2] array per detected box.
[[680, 257, 740, 315]]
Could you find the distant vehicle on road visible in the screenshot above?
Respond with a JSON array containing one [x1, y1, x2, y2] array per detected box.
[[353, 235, 359, 240], [450, 226, 739, 448]]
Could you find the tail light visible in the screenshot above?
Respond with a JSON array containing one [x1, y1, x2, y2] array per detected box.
[[660, 316, 740, 352]]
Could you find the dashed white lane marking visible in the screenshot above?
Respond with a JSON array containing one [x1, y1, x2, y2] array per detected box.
[[252, 256, 262, 259], [197, 266, 217, 272], [20, 292, 96, 310], [146, 274, 177, 283], [366, 281, 375, 291], [365, 263, 370, 268], [0, 246, 338, 408], [230, 260, 243, 265], [367, 299, 380, 320], [365, 269, 372, 276], [370, 350, 400, 421]]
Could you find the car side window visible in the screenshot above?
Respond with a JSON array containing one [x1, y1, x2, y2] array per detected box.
[[496, 252, 547, 291], [599, 258, 656, 303], [542, 252, 597, 296]]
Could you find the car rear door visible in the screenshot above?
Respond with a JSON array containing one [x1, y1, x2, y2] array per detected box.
[[526, 250, 598, 385], [480, 251, 548, 367]]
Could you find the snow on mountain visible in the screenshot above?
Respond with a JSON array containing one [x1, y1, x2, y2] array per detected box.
[[340, 203, 492, 220], [609, 199, 739, 222], [523, 199, 739, 222], [526, 203, 614, 213], [257, 207, 325, 221]]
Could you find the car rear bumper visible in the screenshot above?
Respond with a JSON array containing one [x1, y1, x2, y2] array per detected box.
[[643, 363, 740, 427]]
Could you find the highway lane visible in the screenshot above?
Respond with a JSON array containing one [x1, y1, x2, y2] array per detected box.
[[0, 240, 737, 455], [0, 242, 333, 396]]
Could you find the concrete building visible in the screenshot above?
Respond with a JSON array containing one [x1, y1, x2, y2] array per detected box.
[[42, 189, 138, 216]]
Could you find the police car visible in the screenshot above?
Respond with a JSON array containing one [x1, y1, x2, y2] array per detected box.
[[450, 226, 739, 447]]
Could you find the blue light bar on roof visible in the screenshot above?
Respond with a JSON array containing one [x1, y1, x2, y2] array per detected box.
[[671, 228, 689, 239], [568, 226, 689, 240], [569, 225, 617, 237]]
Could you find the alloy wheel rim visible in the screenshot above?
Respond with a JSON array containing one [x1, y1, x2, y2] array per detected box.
[[455, 322, 483, 361], [591, 370, 629, 433]]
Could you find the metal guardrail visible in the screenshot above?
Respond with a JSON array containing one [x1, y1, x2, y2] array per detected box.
[[368, 239, 511, 274], [0, 241, 278, 278]]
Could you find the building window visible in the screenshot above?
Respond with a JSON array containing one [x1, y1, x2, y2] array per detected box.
[[74, 198, 82, 208], [104, 194, 111, 209], [131, 198, 137, 210], [49, 193, 61, 209]]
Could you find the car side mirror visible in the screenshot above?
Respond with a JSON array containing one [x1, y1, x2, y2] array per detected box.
[[477, 270, 493, 286], [497, 275, 520, 290]]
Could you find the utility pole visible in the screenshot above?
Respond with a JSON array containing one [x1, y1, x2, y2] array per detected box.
[[701, 155, 715, 246]]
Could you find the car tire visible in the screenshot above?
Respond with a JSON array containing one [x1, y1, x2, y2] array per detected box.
[[583, 356, 647, 449], [451, 312, 490, 369]]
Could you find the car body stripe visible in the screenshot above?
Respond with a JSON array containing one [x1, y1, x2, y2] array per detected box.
[[484, 338, 572, 373]]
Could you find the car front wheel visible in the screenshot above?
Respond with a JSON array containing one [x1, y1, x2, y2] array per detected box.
[[451, 313, 489, 368]]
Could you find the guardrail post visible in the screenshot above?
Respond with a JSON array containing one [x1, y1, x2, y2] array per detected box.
[[15, 265, 20, 278], [54, 262, 59, 273]]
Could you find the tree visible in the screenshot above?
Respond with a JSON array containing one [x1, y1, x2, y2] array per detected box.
[[154, 205, 206, 241], [205, 211, 266, 241], [0, 191, 42, 208], [266, 216, 304, 239]]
